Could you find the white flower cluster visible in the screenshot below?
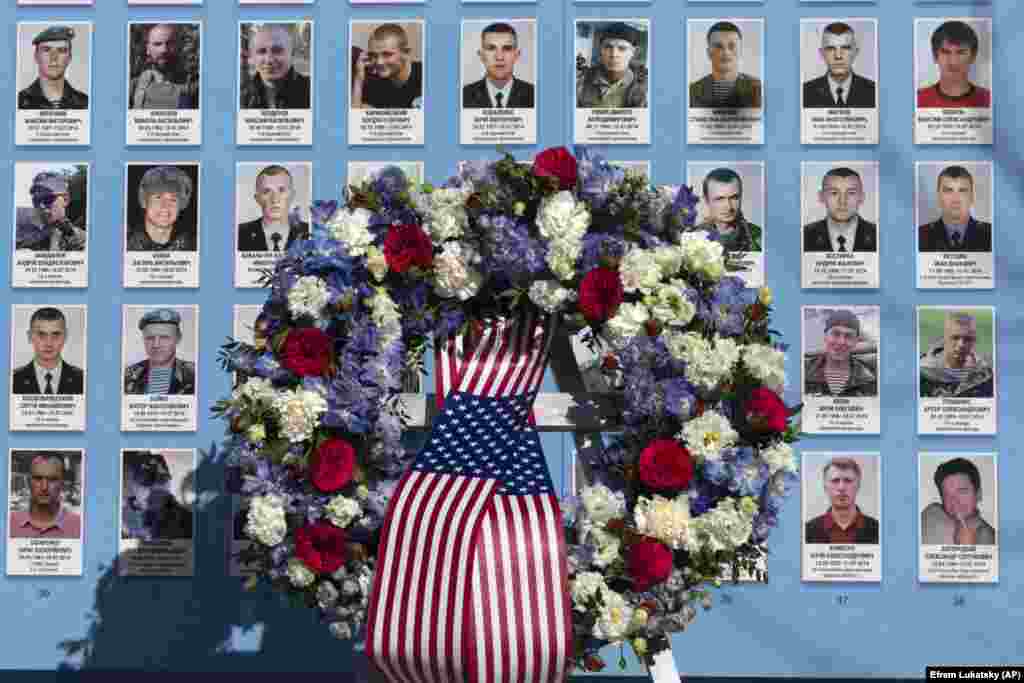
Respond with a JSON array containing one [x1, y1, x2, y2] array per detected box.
[[246, 493, 288, 546], [369, 287, 403, 349], [678, 233, 726, 281], [537, 191, 590, 281], [664, 333, 739, 390], [288, 276, 330, 319], [634, 495, 691, 550], [653, 245, 684, 279], [586, 527, 621, 569], [287, 557, 317, 588], [759, 442, 797, 475], [325, 495, 362, 528], [619, 248, 661, 295], [579, 482, 626, 526], [570, 571, 634, 641], [433, 242, 483, 300], [413, 186, 472, 242], [528, 280, 573, 314], [742, 343, 786, 390], [646, 280, 697, 328], [234, 377, 277, 406], [605, 302, 650, 348], [326, 207, 375, 257], [273, 387, 328, 443], [678, 410, 739, 462], [686, 498, 756, 554]]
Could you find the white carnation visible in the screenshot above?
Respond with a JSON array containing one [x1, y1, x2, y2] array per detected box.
[[580, 483, 626, 526], [760, 442, 797, 475], [537, 191, 590, 243], [668, 333, 739, 390], [369, 288, 403, 349], [287, 557, 317, 588], [605, 302, 650, 348], [546, 238, 583, 281], [653, 245, 685, 279], [570, 571, 607, 610], [686, 498, 755, 554], [679, 233, 726, 281], [593, 588, 633, 641], [648, 281, 696, 328], [415, 187, 471, 242], [288, 276, 330, 319], [326, 207, 374, 257], [273, 387, 328, 443], [528, 280, 573, 313], [434, 242, 483, 300], [235, 376, 277, 405], [620, 248, 662, 295], [678, 410, 738, 462], [246, 493, 288, 546], [634, 495, 691, 550], [325, 495, 362, 529], [587, 527, 622, 569], [743, 343, 786, 390]]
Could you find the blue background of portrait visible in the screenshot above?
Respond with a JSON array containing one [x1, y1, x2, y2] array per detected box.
[[0, 0, 1019, 678]]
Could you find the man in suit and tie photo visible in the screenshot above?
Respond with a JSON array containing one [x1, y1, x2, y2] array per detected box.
[[803, 167, 877, 253], [803, 22, 876, 109], [918, 165, 991, 253], [12, 307, 84, 395], [237, 164, 309, 253], [463, 22, 534, 109]]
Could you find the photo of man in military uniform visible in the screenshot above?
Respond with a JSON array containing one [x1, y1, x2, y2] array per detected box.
[[18, 25, 89, 110], [576, 22, 648, 109], [128, 23, 199, 110], [919, 311, 993, 398], [123, 308, 195, 396], [14, 169, 87, 252], [804, 309, 878, 397]]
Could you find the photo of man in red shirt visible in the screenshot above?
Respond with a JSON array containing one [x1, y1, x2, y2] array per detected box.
[[917, 20, 990, 109]]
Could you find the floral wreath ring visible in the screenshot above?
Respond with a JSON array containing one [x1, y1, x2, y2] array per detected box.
[[218, 146, 801, 672]]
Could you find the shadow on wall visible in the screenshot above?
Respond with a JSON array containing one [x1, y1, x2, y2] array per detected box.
[[53, 442, 378, 678]]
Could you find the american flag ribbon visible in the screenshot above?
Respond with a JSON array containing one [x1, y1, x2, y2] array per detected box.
[[367, 312, 572, 682]]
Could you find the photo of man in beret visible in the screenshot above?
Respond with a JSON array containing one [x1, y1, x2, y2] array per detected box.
[[18, 25, 88, 110], [576, 22, 648, 109], [124, 308, 195, 396]]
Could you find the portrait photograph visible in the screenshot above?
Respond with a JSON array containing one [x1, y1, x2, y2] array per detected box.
[[802, 306, 879, 399], [687, 19, 763, 110], [917, 307, 994, 400], [347, 161, 424, 188], [124, 163, 200, 253], [19, 0, 92, 5], [121, 305, 198, 398], [239, 22, 312, 111], [16, 22, 91, 111], [915, 18, 992, 110], [235, 162, 312, 253], [801, 162, 879, 254], [920, 454, 997, 547], [350, 21, 424, 111], [803, 454, 881, 546], [688, 162, 765, 253], [10, 304, 87, 397], [128, 23, 200, 111], [461, 20, 536, 110], [129, 0, 201, 4], [8, 449, 84, 541], [800, 19, 878, 110], [575, 20, 649, 110], [915, 162, 993, 254], [120, 449, 195, 542], [243, 0, 311, 4], [12, 162, 88, 254]]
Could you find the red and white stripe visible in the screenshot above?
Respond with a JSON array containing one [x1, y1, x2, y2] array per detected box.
[[367, 312, 571, 683]]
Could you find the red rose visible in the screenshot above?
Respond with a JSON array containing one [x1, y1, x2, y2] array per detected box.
[[280, 328, 332, 377], [638, 438, 694, 491], [745, 387, 788, 433], [309, 437, 356, 492], [578, 267, 624, 323], [295, 520, 348, 574], [383, 223, 433, 273], [532, 146, 578, 191], [628, 539, 674, 592]]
